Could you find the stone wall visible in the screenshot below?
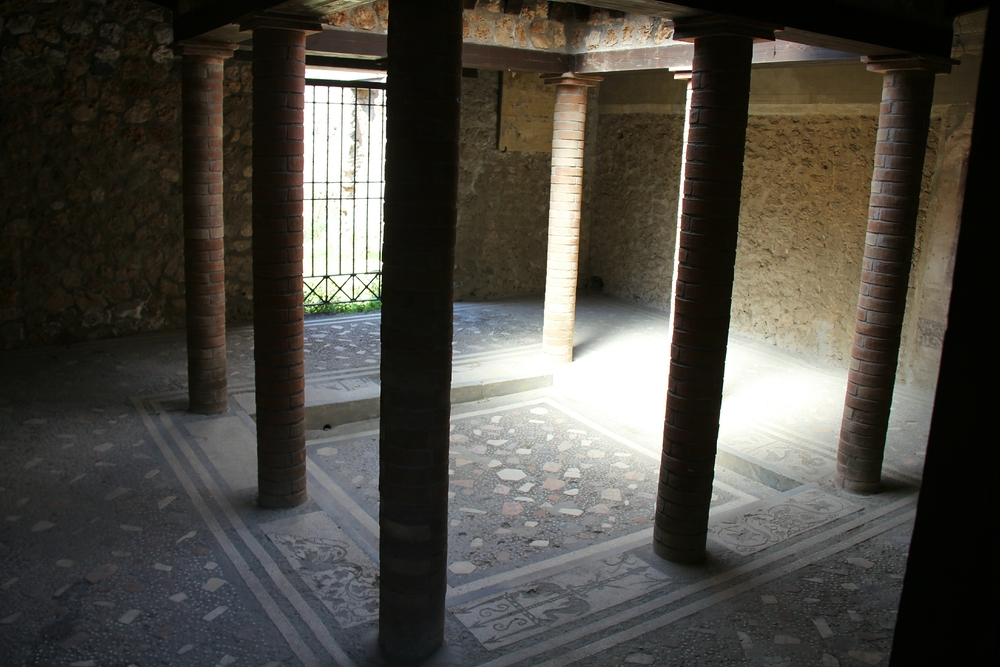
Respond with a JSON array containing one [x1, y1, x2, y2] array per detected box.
[[454, 71, 551, 301], [732, 63, 976, 383], [220, 67, 557, 308], [732, 114, 878, 363], [589, 112, 684, 310], [463, 1, 564, 51], [587, 68, 883, 366], [589, 98, 884, 364], [0, 0, 976, 381], [221, 59, 253, 323], [587, 62, 975, 387], [0, 0, 184, 348], [0, 0, 553, 347], [897, 103, 973, 387], [588, 70, 686, 308]]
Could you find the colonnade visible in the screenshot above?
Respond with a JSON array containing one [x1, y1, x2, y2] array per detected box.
[[176, 4, 951, 657]]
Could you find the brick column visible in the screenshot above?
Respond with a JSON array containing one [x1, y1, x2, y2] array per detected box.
[[242, 15, 321, 508], [835, 55, 953, 494], [178, 42, 236, 415], [653, 18, 775, 563], [541, 73, 601, 363], [667, 69, 693, 339], [378, 1, 462, 660]]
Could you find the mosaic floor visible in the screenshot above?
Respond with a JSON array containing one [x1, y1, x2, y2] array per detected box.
[[306, 398, 765, 582], [0, 296, 933, 667]]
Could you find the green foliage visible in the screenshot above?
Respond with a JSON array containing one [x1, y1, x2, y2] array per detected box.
[[304, 300, 382, 316]]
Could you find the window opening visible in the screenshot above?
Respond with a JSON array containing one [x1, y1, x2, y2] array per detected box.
[[303, 73, 387, 310]]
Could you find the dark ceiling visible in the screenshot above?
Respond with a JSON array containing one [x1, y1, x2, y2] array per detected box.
[[157, 0, 983, 59]]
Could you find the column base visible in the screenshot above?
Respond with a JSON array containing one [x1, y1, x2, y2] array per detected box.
[[187, 397, 228, 416], [653, 539, 706, 564], [833, 473, 881, 495], [542, 345, 573, 364], [258, 490, 308, 509], [377, 628, 447, 664], [367, 628, 462, 666]]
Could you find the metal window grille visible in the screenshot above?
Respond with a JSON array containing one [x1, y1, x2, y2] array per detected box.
[[303, 80, 387, 307]]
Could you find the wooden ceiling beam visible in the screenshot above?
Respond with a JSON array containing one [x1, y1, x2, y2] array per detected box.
[[306, 28, 387, 59], [565, 1, 701, 20], [462, 42, 569, 72], [305, 28, 570, 72], [572, 39, 859, 73]]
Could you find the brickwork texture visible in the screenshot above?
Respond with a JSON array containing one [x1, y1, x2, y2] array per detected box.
[[251, 26, 310, 508], [378, 1, 463, 659], [836, 66, 938, 493], [542, 76, 598, 363], [654, 34, 754, 563], [180, 47, 231, 414]]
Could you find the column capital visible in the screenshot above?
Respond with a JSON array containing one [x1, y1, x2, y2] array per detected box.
[[670, 68, 693, 81], [541, 72, 603, 87], [239, 12, 324, 34], [863, 53, 957, 74], [672, 15, 780, 43], [174, 40, 237, 60]]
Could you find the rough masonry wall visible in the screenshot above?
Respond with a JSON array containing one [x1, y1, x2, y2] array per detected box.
[[732, 114, 880, 362], [588, 70, 887, 367], [589, 111, 881, 364], [587, 60, 974, 385], [0, 0, 184, 348], [463, 1, 564, 50], [898, 105, 971, 387], [0, 0, 555, 347], [589, 112, 684, 310], [455, 72, 551, 300], [0, 0, 258, 350], [221, 59, 253, 323], [320, 1, 569, 53], [589, 108, 954, 376]]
